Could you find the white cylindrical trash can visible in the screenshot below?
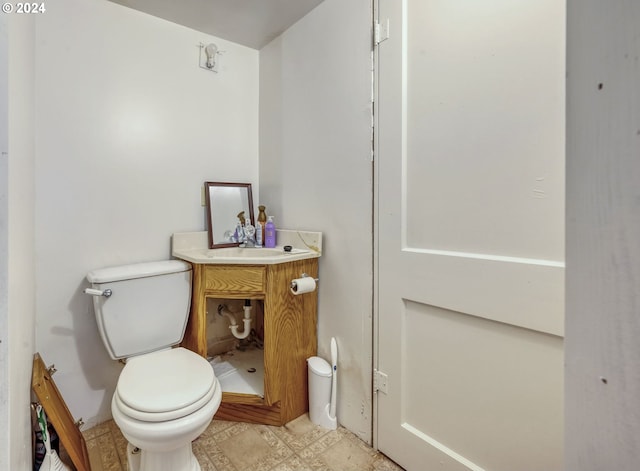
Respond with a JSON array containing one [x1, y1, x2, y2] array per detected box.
[[307, 356, 334, 428]]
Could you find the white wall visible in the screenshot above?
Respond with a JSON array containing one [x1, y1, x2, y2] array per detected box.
[[5, 13, 37, 471], [34, 0, 259, 427], [259, 0, 374, 442], [0, 13, 9, 471], [565, 1, 640, 469]]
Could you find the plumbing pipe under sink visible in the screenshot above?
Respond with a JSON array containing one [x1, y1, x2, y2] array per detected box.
[[218, 302, 252, 340]]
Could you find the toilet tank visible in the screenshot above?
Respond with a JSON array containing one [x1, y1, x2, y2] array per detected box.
[[86, 260, 192, 360]]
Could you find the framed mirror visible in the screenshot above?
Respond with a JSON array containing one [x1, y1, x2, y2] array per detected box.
[[205, 182, 254, 248]]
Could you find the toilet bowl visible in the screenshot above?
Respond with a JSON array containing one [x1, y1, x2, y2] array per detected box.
[[111, 348, 222, 471], [84, 261, 222, 471]]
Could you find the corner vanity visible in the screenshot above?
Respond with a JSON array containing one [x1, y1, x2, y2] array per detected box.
[[172, 230, 321, 426]]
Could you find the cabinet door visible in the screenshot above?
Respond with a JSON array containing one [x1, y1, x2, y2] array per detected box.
[[263, 260, 318, 420]]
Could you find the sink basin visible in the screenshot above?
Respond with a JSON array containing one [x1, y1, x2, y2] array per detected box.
[[172, 245, 317, 265], [171, 231, 322, 265], [202, 247, 309, 258]]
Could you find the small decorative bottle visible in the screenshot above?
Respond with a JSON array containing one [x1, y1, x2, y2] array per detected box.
[[257, 206, 267, 245], [244, 218, 255, 244], [264, 216, 276, 248], [255, 220, 263, 247]]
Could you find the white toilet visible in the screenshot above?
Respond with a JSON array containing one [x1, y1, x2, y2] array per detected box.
[[85, 260, 221, 471]]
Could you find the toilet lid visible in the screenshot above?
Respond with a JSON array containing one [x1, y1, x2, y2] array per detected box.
[[117, 348, 215, 414]]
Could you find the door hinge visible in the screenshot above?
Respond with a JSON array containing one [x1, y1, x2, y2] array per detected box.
[[374, 19, 390, 45], [373, 369, 388, 394]]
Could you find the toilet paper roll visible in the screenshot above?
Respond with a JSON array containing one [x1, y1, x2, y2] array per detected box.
[[290, 277, 316, 295]]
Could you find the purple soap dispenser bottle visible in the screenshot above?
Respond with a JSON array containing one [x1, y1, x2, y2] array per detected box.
[[265, 216, 276, 248]]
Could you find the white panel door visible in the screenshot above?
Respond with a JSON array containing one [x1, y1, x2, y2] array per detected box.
[[374, 1, 565, 470]]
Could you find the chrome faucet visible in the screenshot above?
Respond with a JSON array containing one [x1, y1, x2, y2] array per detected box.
[[239, 220, 256, 247], [234, 220, 246, 244]]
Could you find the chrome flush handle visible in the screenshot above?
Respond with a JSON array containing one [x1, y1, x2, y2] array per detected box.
[[83, 288, 112, 298]]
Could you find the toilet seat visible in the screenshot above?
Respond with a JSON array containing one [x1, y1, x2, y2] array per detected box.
[[114, 380, 216, 422], [116, 347, 216, 422]]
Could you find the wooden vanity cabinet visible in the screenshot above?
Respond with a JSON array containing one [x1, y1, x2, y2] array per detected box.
[[181, 258, 318, 426]]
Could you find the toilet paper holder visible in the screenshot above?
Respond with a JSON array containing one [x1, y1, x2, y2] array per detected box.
[[292, 272, 319, 284], [290, 273, 319, 291]]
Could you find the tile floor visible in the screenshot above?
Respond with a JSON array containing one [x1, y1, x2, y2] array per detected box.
[[77, 414, 404, 471]]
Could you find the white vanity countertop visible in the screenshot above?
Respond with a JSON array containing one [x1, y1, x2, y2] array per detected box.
[[172, 230, 322, 265]]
